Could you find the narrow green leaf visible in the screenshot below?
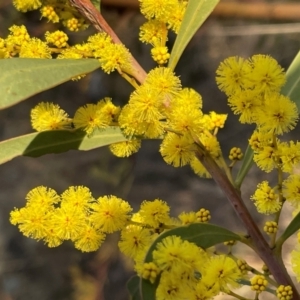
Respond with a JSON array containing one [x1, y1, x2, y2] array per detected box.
[[168, 0, 220, 71], [140, 223, 242, 300], [235, 144, 254, 188], [0, 58, 100, 109], [277, 211, 300, 246], [0, 127, 127, 165], [127, 276, 142, 300], [281, 51, 300, 110]]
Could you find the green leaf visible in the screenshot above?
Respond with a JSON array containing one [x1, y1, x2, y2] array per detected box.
[[140, 223, 242, 300], [0, 58, 100, 110], [281, 51, 300, 110], [127, 276, 142, 300], [168, 0, 220, 71], [277, 211, 300, 246], [235, 144, 254, 188], [91, 0, 101, 12], [140, 277, 159, 300], [0, 127, 127, 165]]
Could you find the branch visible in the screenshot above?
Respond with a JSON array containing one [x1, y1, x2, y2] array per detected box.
[[102, 0, 300, 21]]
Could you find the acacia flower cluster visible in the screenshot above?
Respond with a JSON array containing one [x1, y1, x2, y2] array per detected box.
[[29, 66, 228, 173], [12, 0, 88, 31], [8, 185, 244, 298], [10, 186, 250, 299], [9, 0, 186, 65], [216, 54, 300, 285], [10, 186, 211, 250], [0, 26, 132, 76], [139, 0, 188, 64]]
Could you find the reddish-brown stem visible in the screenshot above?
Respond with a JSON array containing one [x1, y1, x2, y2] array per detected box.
[[194, 140, 299, 299], [68, 0, 147, 84]]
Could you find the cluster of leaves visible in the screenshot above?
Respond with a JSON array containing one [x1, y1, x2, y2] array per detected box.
[[1, 0, 300, 299]]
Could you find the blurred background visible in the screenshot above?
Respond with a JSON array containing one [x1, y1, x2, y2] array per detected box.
[[0, 0, 300, 299]]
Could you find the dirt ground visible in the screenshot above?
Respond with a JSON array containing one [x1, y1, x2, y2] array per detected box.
[[0, 1, 300, 299]]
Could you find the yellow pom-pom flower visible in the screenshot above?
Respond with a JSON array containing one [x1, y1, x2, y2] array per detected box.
[[140, 0, 178, 20], [228, 89, 263, 124], [251, 181, 282, 215], [283, 174, 300, 208], [73, 222, 106, 252], [60, 186, 94, 212], [172, 88, 203, 111], [109, 140, 141, 157], [156, 270, 191, 300], [247, 54, 286, 93], [256, 93, 298, 135], [118, 227, 152, 259], [31, 102, 72, 131], [178, 211, 197, 225], [10, 186, 61, 244], [253, 144, 278, 173], [280, 141, 300, 173], [165, 0, 187, 34], [13, 0, 42, 12], [98, 43, 132, 74], [19, 37, 52, 58], [118, 105, 146, 137], [139, 199, 170, 229], [216, 56, 251, 96], [90, 196, 132, 233], [139, 20, 168, 46], [10, 205, 53, 240], [160, 133, 196, 167], [202, 254, 242, 292], [128, 84, 164, 123], [153, 235, 205, 274], [88, 32, 112, 56], [25, 186, 60, 207], [145, 67, 182, 101], [6, 25, 30, 56], [167, 104, 204, 135], [249, 130, 273, 152], [73, 100, 114, 135], [50, 206, 86, 240]]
